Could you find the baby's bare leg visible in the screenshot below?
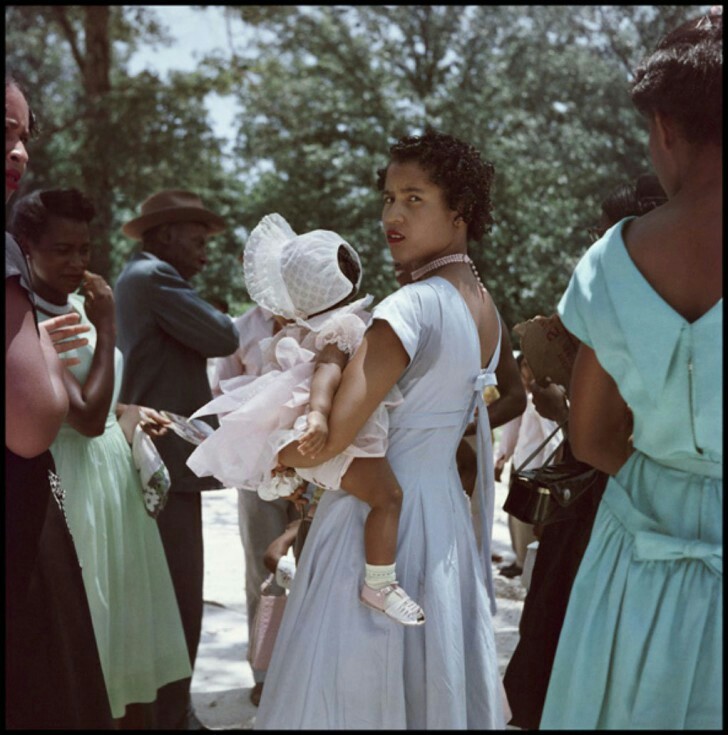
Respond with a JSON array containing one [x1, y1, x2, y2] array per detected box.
[[341, 457, 424, 625], [340, 457, 402, 565]]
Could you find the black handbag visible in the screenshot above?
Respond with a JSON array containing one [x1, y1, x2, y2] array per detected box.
[[522, 458, 607, 511], [503, 419, 607, 527]]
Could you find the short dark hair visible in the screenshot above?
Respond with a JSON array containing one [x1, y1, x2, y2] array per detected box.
[[630, 10, 722, 146], [601, 174, 667, 226], [376, 128, 495, 243], [9, 188, 96, 243]]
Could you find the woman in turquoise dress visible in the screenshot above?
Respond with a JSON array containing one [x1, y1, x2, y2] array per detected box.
[[540, 11, 722, 729], [10, 188, 192, 723]]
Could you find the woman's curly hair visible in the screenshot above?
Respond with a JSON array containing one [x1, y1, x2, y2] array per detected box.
[[376, 128, 495, 243], [631, 9, 722, 146]]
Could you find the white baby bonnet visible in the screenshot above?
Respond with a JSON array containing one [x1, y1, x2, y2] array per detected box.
[[244, 213, 362, 324]]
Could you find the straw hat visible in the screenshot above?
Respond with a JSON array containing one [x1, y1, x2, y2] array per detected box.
[[244, 213, 362, 323], [122, 190, 226, 240]]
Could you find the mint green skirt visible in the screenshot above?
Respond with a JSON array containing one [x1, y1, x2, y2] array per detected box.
[[51, 420, 191, 718]]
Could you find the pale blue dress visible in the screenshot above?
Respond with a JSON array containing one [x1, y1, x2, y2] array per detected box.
[[540, 219, 722, 729], [255, 278, 506, 729], [37, 293, 192, 719]]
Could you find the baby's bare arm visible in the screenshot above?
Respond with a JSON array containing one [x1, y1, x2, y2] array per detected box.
[[298, 343, 349, 457], [309, 343, 348, 415]]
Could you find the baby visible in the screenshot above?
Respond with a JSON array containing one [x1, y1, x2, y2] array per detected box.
[[188, 214, 424, 626]]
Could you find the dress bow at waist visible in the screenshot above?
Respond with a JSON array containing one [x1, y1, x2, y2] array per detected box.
[[634, 530, 722, 576]]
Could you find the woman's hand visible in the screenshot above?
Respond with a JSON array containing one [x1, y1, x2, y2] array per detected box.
[[529, 378, 569, 425], [117, 403, 171, 444], [78, 270, 116, 336], [39, 311, 90, 367]]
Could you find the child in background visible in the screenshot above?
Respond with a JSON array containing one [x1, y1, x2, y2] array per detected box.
[[188, 214, 424, 625]]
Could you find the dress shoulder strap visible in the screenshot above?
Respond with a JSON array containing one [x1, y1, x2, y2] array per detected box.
[[485, 310, 502, 373]]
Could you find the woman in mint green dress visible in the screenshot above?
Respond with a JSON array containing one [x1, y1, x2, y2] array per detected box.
[[10, 188, 192, 723], [540, 11, 722, 729]]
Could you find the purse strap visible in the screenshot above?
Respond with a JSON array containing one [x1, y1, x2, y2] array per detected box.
[[512, 419, 567, 474]]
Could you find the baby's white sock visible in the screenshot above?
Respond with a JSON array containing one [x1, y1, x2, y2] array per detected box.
[[364, 562, 397, 590]]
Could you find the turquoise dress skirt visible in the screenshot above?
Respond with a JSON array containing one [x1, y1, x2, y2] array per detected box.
[[38, 294, 192, 719], [539, 219, 722, 729]]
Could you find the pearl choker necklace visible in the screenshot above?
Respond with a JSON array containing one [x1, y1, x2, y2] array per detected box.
[[410, 253, 486, 294]]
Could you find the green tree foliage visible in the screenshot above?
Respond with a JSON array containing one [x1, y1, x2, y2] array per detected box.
[[219, 4, 707, 328], [6, 5, 709, 328], [5, 5, 248, 309]]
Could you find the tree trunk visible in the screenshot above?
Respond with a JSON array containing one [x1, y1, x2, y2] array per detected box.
[[82, 6, 113, 279]]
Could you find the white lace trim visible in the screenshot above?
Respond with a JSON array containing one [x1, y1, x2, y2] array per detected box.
[[314, 312, 367, 356]]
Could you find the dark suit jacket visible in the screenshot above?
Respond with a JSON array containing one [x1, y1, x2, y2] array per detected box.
[[114, 251, 239, 492]]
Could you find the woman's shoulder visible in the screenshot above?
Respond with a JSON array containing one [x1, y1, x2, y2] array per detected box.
[[374, 279, 447, 314], [578, 219, 631, 274], [562, 219, 634, 303], [558, 219, 633, 345], [371, 281, 452, 360], [5, 233, 33, 292]]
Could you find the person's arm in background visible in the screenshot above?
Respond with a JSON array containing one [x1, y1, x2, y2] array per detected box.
[[210, 314, 247, 398], [5, 280, 78, 457], [58, 272, 117, 437], [568, 343, 633, 475], [529, 380, 570, 432], [115, 403, 170, 443], [149, 263, 240, 358], [487, 317, 527, 429], [493, 413, 521, 481], [210, 350, 245, 398]]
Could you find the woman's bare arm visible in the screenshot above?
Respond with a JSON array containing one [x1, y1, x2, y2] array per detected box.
[[5, 280, 70, 457], [60, 330, 116, 437], [568, 343, 634, 475], [61, 272, 117, 437], [487, 319, 527, 429]]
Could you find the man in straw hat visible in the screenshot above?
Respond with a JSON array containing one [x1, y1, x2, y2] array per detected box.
[[115, 190, 239, 729]]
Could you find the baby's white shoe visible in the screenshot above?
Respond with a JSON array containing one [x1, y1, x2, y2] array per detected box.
[[360, 582, 425, 626]]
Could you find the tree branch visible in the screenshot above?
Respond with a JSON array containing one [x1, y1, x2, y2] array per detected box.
[[597, 7, 635, 77], [51, 6, 86, 75]]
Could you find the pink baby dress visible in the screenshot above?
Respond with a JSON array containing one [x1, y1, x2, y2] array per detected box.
[[187, 295, 402, 498]]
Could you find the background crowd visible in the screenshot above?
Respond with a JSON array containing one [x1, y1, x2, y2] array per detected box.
[[5, 5, 722, 731]]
